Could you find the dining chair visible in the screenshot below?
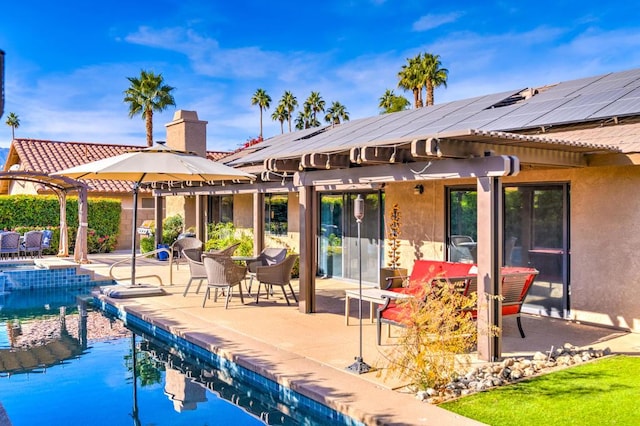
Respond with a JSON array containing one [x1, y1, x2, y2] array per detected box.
[[171, 237, 203, 270], [254, 254, 298, 306], [202, 255, 247, 309], [0, 231, 21, 259], [181, 248, 206, 296], [246, 247, 287, 294], [21, 230, 44, 258]]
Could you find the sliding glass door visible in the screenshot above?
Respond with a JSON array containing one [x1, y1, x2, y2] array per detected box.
[[448, 184, 570, 318], [318, 192, 383, 284]]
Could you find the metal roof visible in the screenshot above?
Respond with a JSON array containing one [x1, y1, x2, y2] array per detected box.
[[231, 67, 640, 166]]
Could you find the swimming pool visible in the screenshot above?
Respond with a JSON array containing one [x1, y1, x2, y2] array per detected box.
[[0, 288, 363, 425]]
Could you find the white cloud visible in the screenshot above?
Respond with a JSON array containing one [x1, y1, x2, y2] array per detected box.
[[413, 13, 462, 32]]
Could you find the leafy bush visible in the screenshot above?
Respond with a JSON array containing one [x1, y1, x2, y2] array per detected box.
[[161, 214, 184, 245], [205, 222, 253, 256], [87, 229, 117, 253], [140, 236, 155, 254]]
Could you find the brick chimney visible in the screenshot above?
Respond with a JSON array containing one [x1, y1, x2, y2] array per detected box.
[[165, 110, 208, 157]]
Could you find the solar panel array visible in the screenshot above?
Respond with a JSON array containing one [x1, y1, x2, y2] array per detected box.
[[231, 68, 640, 165]]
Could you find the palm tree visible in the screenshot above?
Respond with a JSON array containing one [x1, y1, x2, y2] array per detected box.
[[295, 105, 314, 130], [421, 53, 448, 106], [378, 89, 410, 114], [304, 91, 325, 124], [397, 54, 423, 108], [324, 101, 350, 125], [251, 88, 271, 139], [123, 70, 176, 147], [5, 112, 19, 140], [271, 104, 288, 134], [280, 91, 298, 132]]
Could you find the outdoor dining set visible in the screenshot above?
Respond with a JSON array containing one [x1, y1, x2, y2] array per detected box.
[[171, 236, 298, 309], [0, 229, 52, 259]]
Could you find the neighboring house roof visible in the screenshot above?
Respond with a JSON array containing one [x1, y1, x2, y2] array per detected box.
[[1, 139, 232, 194], [230, 67, 640, 167]]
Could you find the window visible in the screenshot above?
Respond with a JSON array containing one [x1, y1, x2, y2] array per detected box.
[[141, 197, 159, 209], [219, 195, 233, 223], [265, 194, 288, 236]]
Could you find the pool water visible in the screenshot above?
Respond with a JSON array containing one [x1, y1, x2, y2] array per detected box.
[[0, 288, 362, 426]]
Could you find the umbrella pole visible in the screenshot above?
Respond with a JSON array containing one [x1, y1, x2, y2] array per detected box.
[[131, 182, 140, 286]]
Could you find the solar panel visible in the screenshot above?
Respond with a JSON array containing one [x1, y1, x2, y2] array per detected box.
[[483, 98, 571, 130], [590, 86, 640, 118]]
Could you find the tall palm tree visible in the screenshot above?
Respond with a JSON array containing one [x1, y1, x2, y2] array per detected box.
[[421, 53, 448, 107], [250, 88, 271, 139], [123, 70, 176, 147], [271, 104, 288, 134], [378, 89, 410, 114], [5, 112, 19, 140], [304, 91, 325, 124], [280, 91, 298, 132], [324, 101, 350, 125], [397, 55, 423, 108]]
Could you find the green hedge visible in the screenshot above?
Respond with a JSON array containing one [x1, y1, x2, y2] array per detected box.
[[0, 195, 121, 253]]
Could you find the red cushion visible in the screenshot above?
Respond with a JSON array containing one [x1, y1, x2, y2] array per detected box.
[[380, 305, 413, 325]]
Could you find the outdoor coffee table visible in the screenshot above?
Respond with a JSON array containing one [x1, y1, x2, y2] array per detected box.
[[344, 288, 409, 325]]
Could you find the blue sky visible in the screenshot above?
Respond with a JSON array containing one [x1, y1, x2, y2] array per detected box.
[[1, 0, 640, 152]]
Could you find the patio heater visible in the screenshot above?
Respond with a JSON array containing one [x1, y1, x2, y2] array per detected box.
[[346, 194, 372, 374]]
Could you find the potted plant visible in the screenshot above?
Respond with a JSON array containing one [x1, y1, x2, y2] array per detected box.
[[380, 203, 408, 288]]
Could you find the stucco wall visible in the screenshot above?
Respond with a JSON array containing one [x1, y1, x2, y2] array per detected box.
[[568, 165, 640, 331], [384, 180, 451, 267]]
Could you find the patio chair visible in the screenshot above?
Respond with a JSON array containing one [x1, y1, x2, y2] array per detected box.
[[254, 254, 298, 306], [21, 230, 44, 258], [0, 231, 21, 259], [246, 247, 287, 294], [171, 237, 203, 270], [181, 248, 206, 297], [41, 229, 53, 251], [207, 242, 241, 257], [202, 255, 247, 309]]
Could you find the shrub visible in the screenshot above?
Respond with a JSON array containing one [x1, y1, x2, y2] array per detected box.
[[161, 214, 184, 245], [140, 236, 155, 254], [379, 280, 479, 391], [205, 222, 253, 256]]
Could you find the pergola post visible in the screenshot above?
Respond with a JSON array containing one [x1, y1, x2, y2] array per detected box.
[[74, 185, 89, 263], [298, 185, 316, 313], [252, 192, 265, 257], [57, 191, 69, 257], [476, 176, 504, 361]]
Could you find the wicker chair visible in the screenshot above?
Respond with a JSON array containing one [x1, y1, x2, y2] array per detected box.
[[254, 254, 298, 306], [207, 242, 241, 257], [0, 231, 21, 259], [171, 237, 203, 270], [181, 248, 206, 296], [202, 255, 247, 309], [246, 248, 287, 294], [21, 230, 44, 258]]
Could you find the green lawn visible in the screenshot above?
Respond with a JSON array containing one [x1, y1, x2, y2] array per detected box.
[[441, 355, 640, 426]]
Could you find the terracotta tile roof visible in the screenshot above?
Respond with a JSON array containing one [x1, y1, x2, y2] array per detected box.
[[6, 139, 233, 194], [9, 139, 139, 193], [206, 151, 231, 161]]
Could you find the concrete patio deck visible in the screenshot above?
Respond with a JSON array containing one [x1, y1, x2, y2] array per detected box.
[[78, 252, 639, 426]]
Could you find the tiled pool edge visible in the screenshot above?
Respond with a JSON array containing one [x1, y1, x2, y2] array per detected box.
[[94, 294, 370, 426]]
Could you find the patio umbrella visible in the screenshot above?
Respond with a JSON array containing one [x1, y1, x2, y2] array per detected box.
[[53, 143, 255, 294]]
